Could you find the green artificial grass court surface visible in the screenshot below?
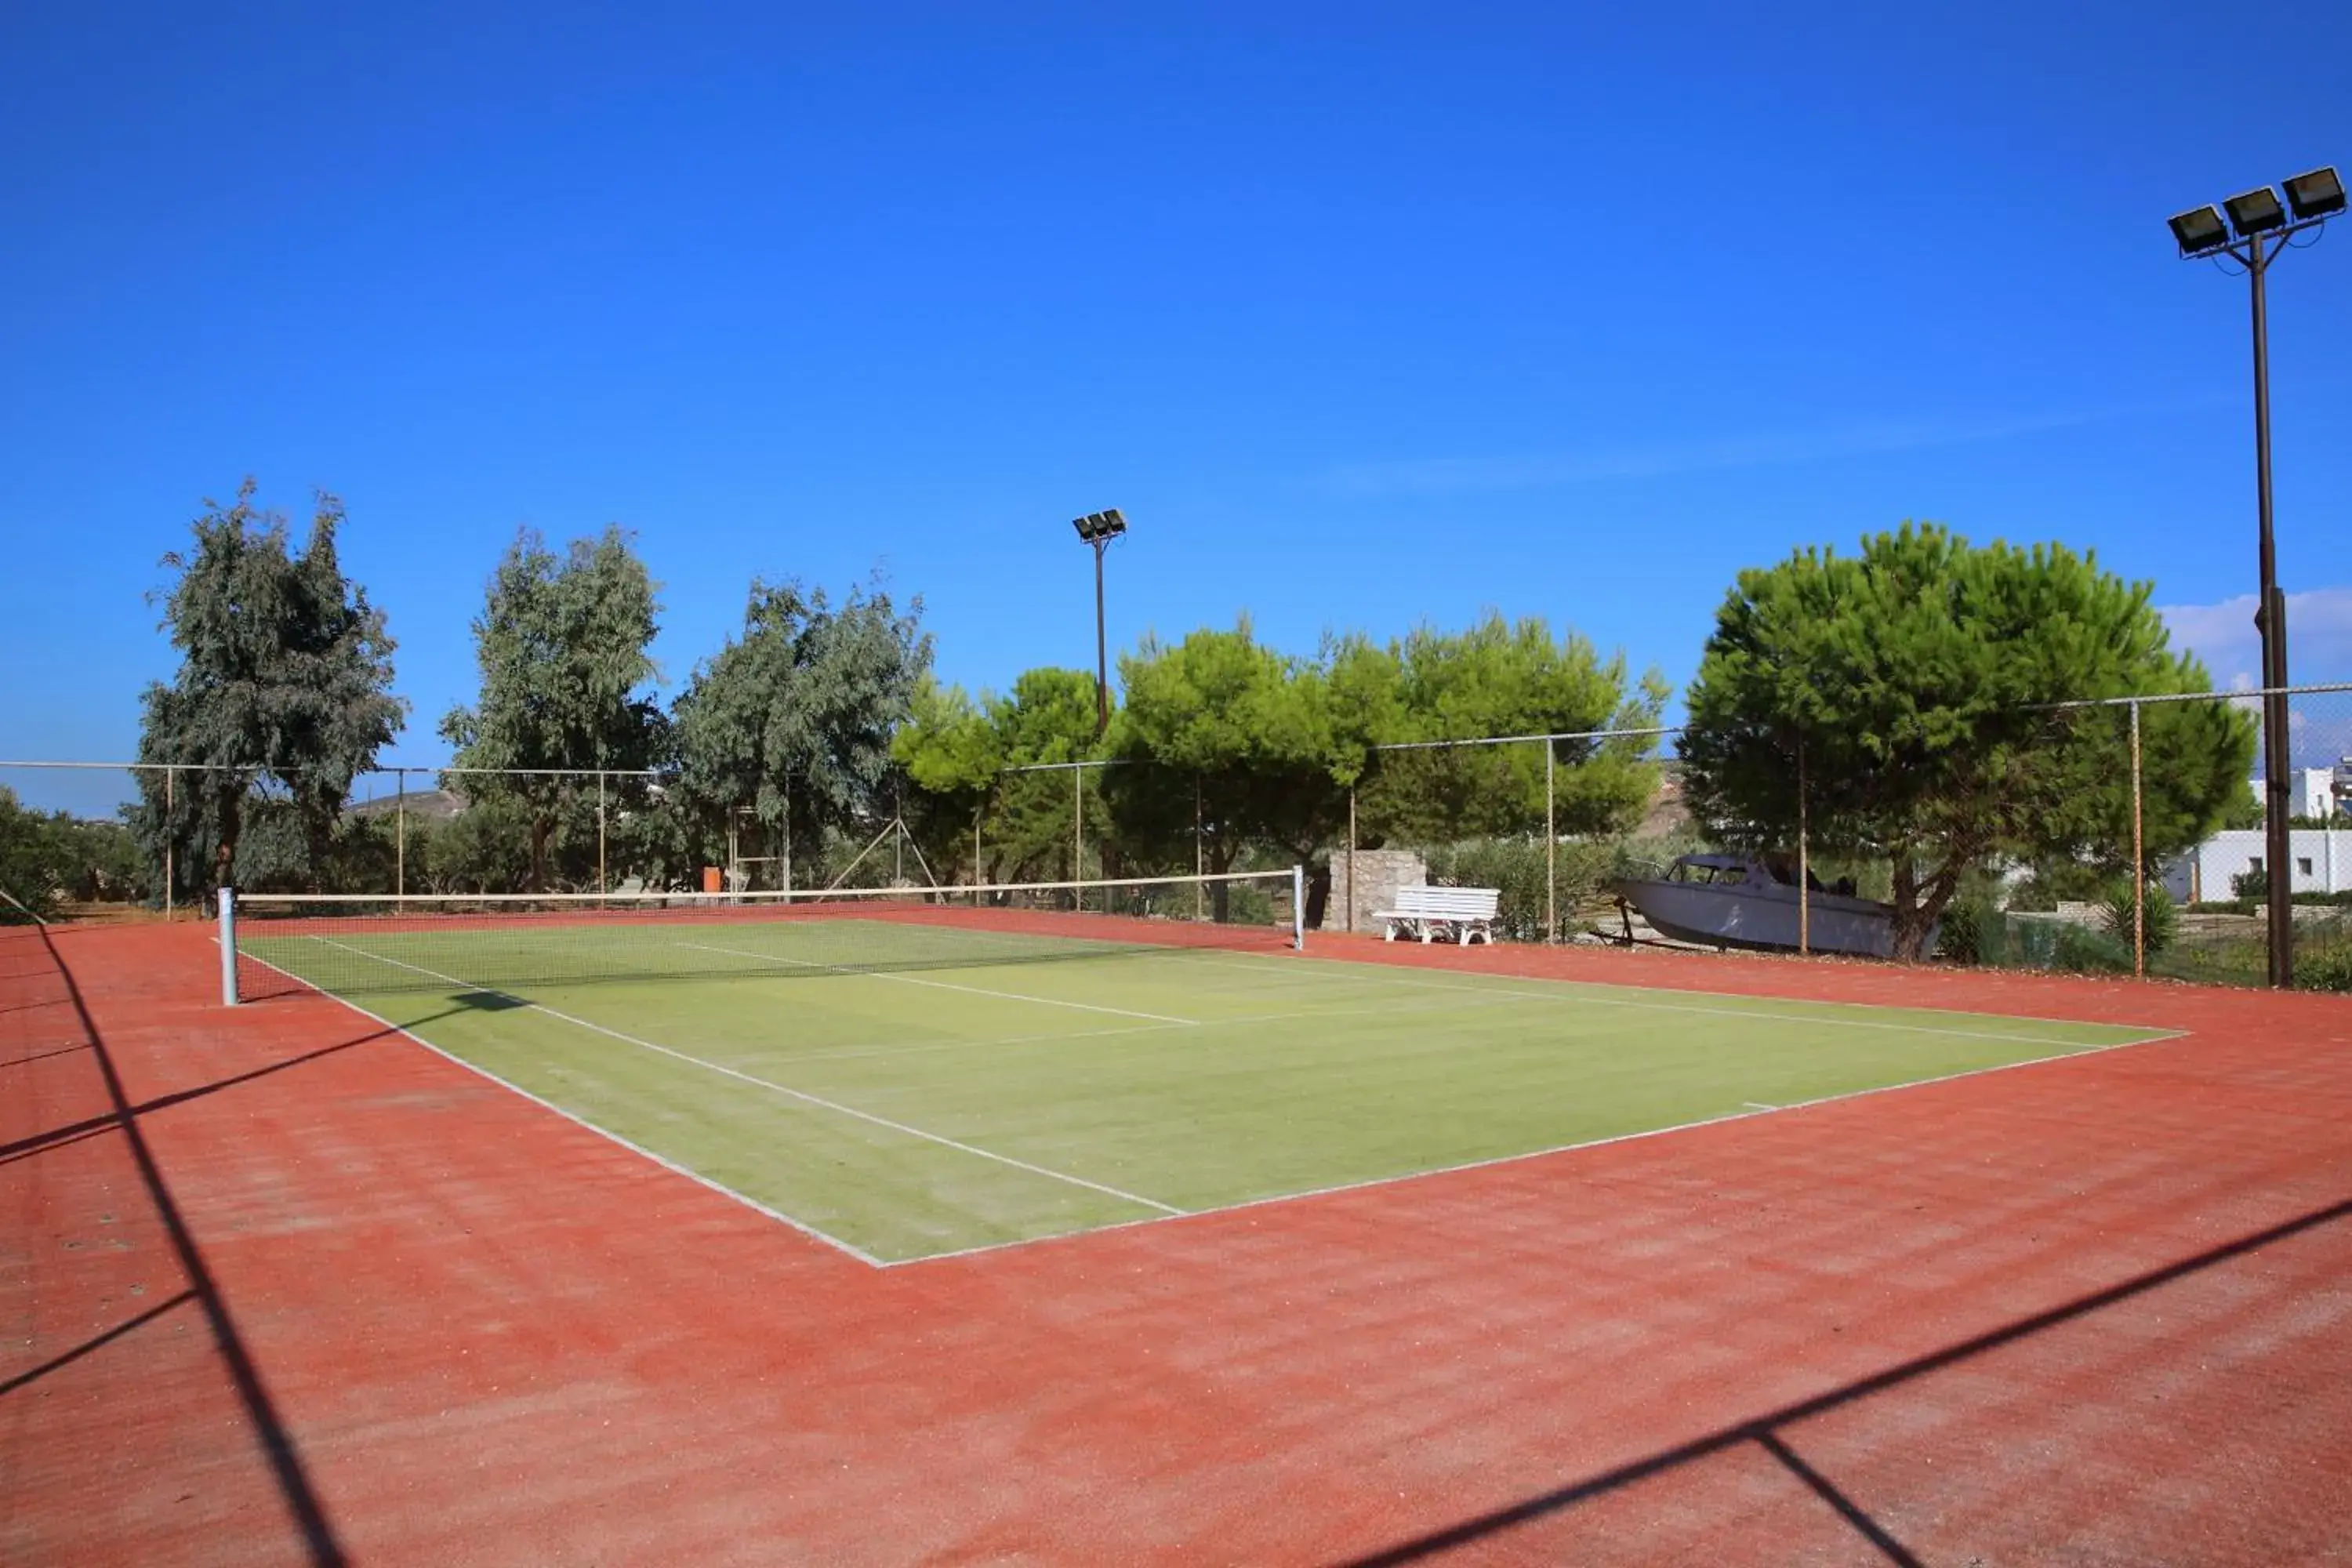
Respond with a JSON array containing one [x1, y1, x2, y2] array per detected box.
[[247, 917, 2167, 1264]]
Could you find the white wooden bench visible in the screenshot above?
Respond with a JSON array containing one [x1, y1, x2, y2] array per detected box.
[[1374, 885, 1501, 945]]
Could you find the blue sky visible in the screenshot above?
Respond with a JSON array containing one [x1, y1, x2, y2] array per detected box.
[[5, 2, 2350, 814]]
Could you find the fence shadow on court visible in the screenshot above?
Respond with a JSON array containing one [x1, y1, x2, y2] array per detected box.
[[9, 923, 436, 1568], [1334, 1192, 2352, 1566], [0, 1290, 200, 1401], [0, 1011, 468, 1169]]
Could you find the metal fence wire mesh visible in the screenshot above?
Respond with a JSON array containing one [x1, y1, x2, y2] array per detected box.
[[8, 684, 2350, 989]]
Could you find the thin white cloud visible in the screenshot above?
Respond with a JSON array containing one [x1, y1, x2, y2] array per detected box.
[[2158, 586, 2352, 691], [1321, 398, 2226, 496]]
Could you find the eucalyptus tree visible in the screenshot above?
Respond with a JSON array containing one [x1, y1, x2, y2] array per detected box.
[[136, 480, 403, 893], [441, 526, 666, 890], [670, 577, 929, 884]]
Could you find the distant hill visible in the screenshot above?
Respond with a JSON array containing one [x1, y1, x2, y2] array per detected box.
[[347, 788, 466, 823], [1639, 762, 1689, 837]]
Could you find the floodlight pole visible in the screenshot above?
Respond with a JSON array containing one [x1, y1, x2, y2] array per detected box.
[[1072, 509, 1127, 740], [1092, 535, 1111, 739], [2242, 237, 2296, 989], [2174, 174, 2342, 986]]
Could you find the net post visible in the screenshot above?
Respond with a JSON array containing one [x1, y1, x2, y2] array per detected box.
[[1292, 863, 1305, 951], [219, 885, 239, 1007]]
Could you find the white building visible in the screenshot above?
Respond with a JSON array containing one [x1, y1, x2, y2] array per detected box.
[[2166, 827, 2352, 902], [2286, 766, 2343, 820]]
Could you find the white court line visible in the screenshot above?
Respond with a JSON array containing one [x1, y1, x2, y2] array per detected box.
[[235, 946, 887, 1267], [788, 1019, 1188, 1065], [886, 1021, 2189, 1269], [1167, 950, 2179, 1051], [753, 989, 1553, 1073], [307, 937, 1184, 1218], [1744, 1102, 1779, 1112], [798, 989, 1556, 1066], [676, 940, 1197, 1025]]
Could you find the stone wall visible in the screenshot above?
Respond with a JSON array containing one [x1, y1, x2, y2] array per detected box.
[[1328, 847, 1428, 935]]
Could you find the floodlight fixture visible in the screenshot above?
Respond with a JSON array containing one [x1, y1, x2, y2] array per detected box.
[[2284, 165, 2347, 223], [1072, 508, 1127, 544], [2168, 205, 2231, 257], [2223, 185, 2287, 238]]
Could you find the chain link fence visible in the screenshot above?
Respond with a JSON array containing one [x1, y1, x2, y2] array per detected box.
[[9, 684, 2350, 989], [1946, 684, 2352, 990]]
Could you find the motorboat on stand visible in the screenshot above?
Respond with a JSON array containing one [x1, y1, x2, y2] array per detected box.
[[1610, 853, 1926, 960]]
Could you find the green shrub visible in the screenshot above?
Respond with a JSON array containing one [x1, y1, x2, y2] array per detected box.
[[2099, 882, 2178, 956], [2295, 938, 2352, 993], [2052, 920, 2132, 975], [1419, 834, 1673, 942], [2009, 858, 2120, 913], [2188, 891, 2352, 916], [1935, 895, 1992, 964]]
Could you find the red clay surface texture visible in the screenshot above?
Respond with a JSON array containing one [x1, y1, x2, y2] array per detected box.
[[5, 919, 2350, 1566]]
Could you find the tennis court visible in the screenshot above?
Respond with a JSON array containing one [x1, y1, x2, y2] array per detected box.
[[13, 907, 2352, 1565], [235, 890, 2169, 1265]]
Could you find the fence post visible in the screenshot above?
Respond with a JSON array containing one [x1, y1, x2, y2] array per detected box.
[[1544, 738, 1556, 943], [597, 768, 608, 900], [1196, 774, 1206, 921], [1073, 764, 1083, 910], [1346, 782, 1357, 935], [1797, 735, 1810, 956], [164, 766, 174, 921], [395, 768, 406, 897], [1292, 863, 1305, 951], [2131, 699, 2145, 978], [219, 886, 238, 1007]]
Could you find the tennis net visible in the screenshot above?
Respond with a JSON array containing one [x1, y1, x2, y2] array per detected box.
[[222, 867, 1306, 1004]]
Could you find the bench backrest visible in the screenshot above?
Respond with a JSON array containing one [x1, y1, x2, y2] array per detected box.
[[1394, 884, 1501, 919]]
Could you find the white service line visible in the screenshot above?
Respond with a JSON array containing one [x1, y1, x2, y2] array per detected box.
[[1170, 950, 2167, 1050], [748, 989, 1550, 1072], [888, 1019, 2187, 1269], [675, 940, 1197, 1025], [307, 937, 1185, 1217], [786, 1018, 1191, 1066], [237, 944, 887, 1266]]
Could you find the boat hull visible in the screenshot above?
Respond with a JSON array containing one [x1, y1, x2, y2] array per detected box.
[[1612, 877, 1918, 959]]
